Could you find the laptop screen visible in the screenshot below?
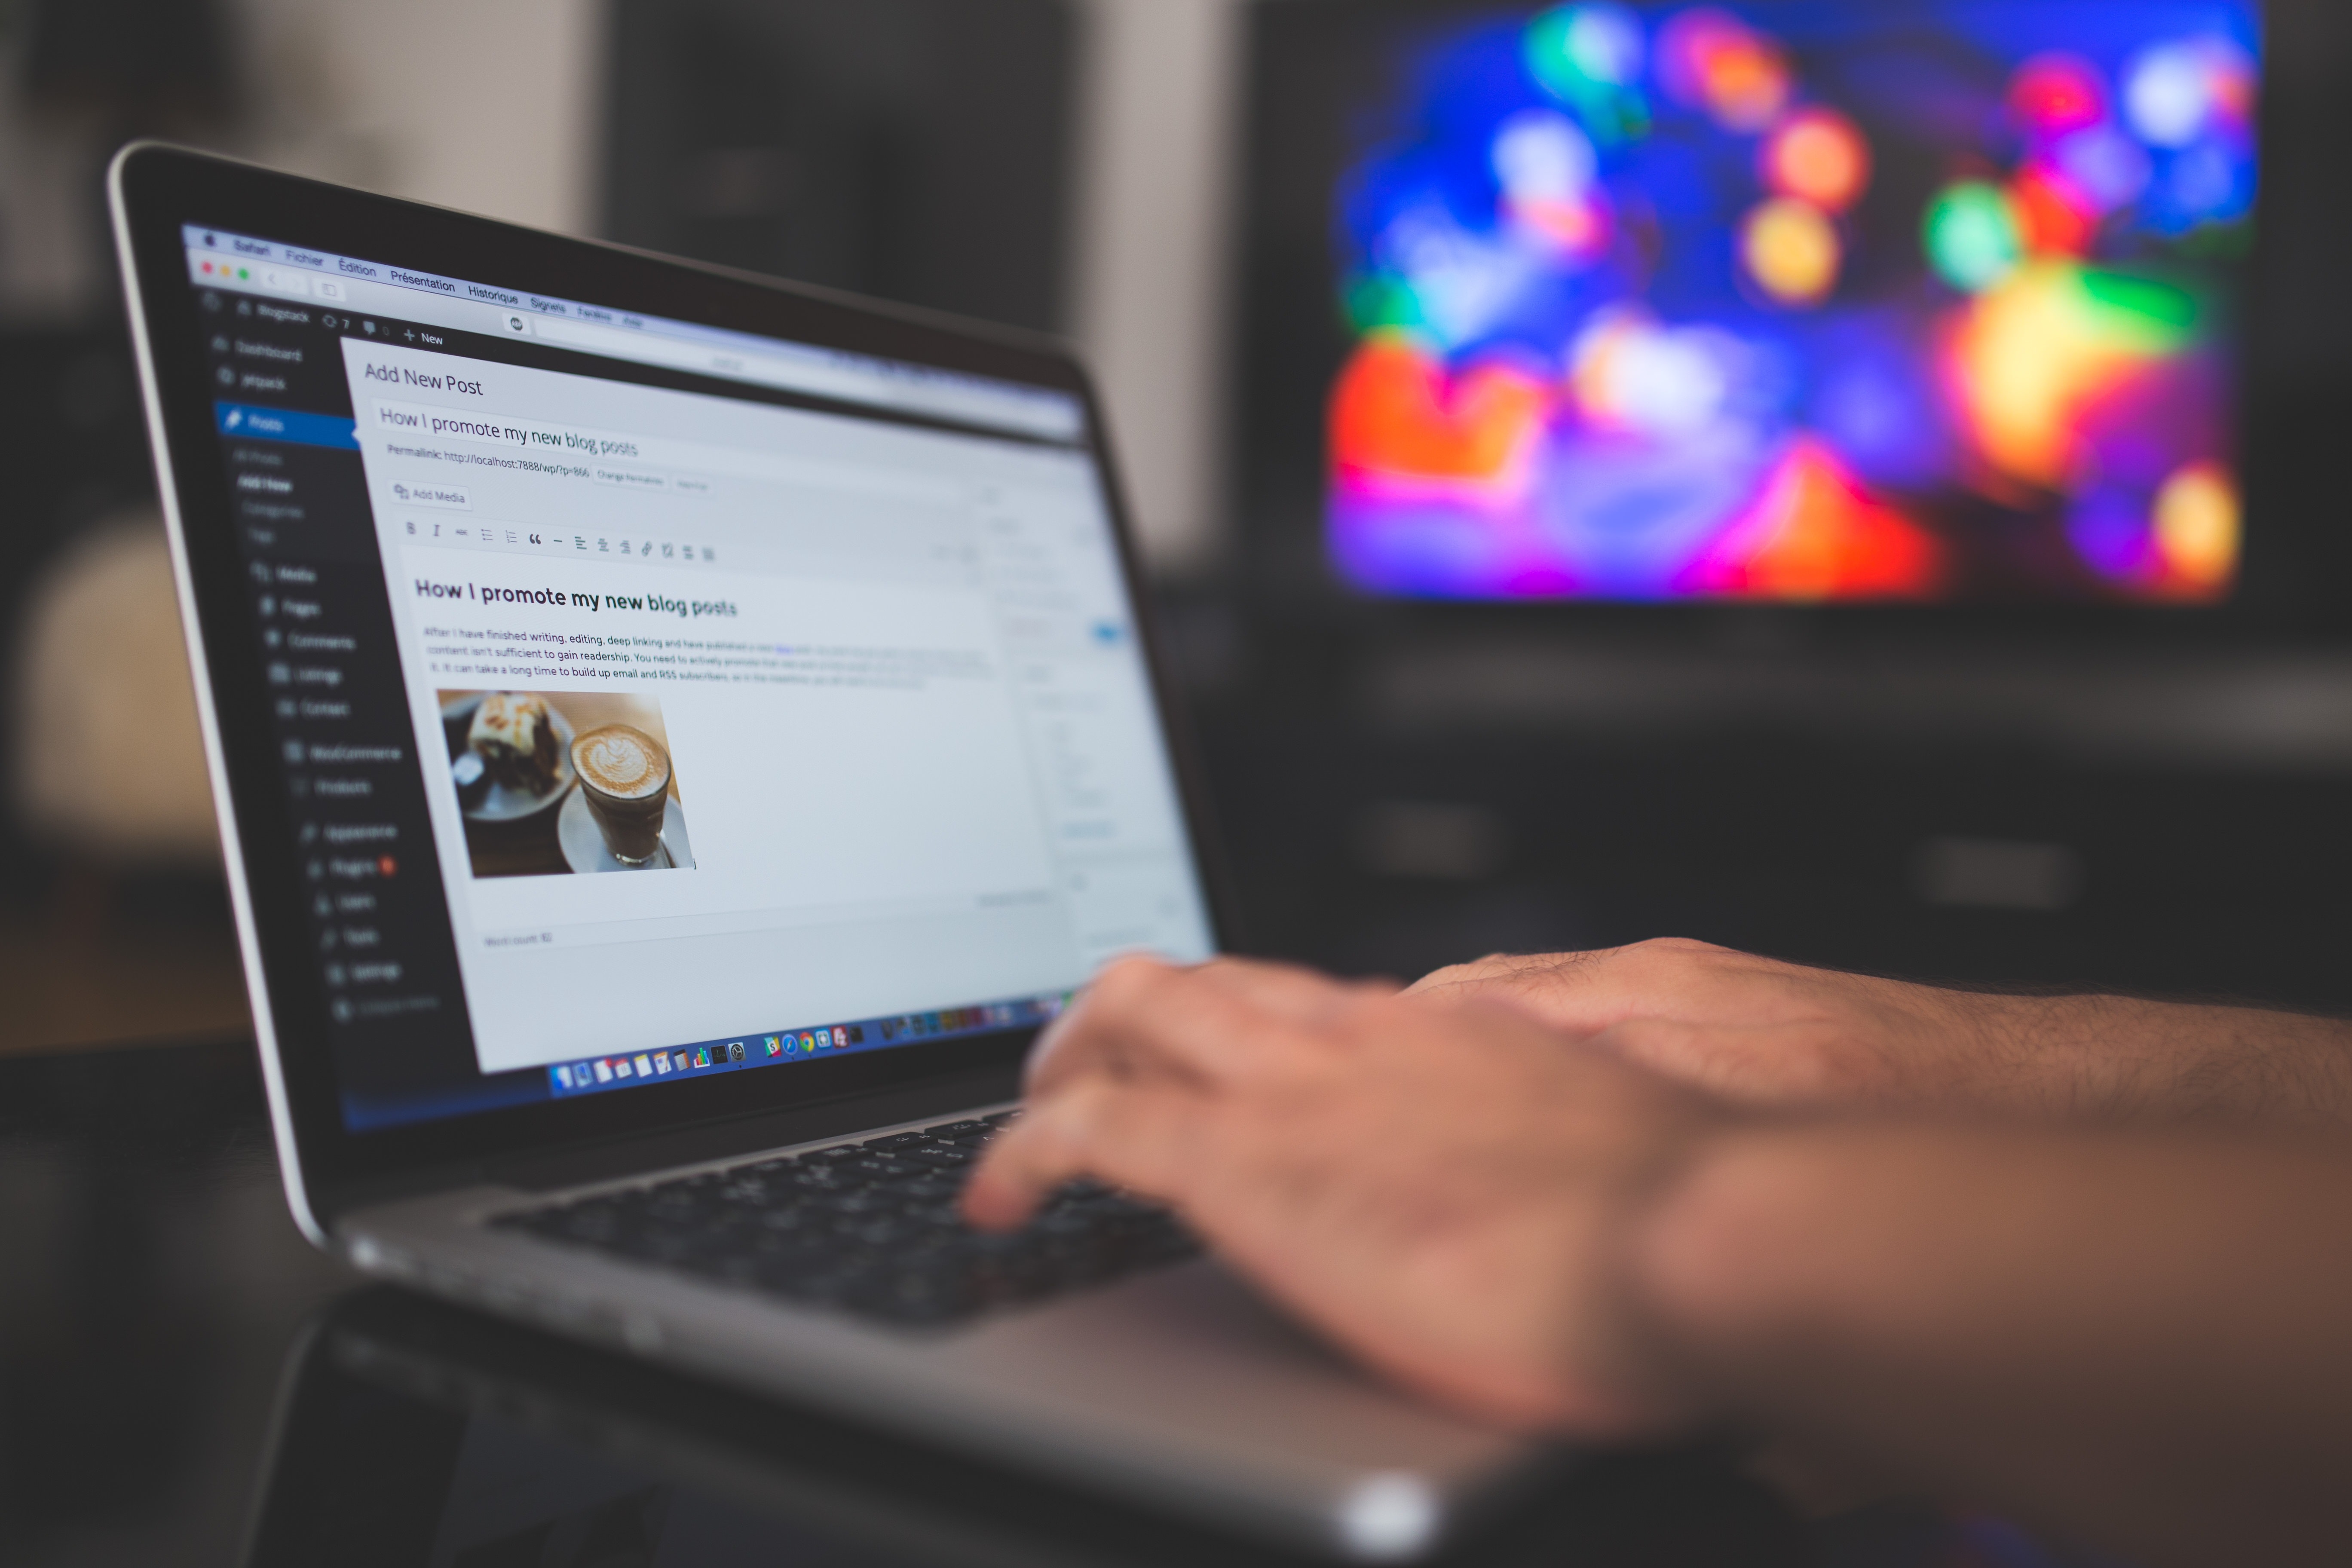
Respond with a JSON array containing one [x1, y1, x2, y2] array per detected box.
[[175, 226, 1215, 1133]]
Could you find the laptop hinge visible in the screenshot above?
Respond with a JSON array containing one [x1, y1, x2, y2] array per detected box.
[[318, 1062, 1020, 1223]]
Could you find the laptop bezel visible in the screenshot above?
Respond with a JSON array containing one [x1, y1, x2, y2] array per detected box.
[[110, 142, 1235, 1229]]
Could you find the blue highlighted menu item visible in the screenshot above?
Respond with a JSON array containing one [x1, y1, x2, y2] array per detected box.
[[215, 401, 360, 450]]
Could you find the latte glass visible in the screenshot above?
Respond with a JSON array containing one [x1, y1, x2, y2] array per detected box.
[[570, 724, 671, 865]]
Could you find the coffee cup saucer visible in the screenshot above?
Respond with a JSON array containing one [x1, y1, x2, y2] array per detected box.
[[557, 789, 695, 874]]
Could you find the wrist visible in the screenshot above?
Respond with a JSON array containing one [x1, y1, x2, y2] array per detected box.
[[1603, 1123, 1845, 1423]]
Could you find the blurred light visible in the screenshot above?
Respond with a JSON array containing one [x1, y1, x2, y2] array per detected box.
[[1377, 207, 1531, 347], [1524, 4, 1651, 142], [2012, 167, 2098, 254], [1816, 342, 1951, 489], [1948, 262, 2195, 487], [1686, 438, 1944, 599], [1330, 336, 1551, 493], [1924, 182, 2024, 292], [2009, 55, 2108, 136], [2125, 43, 2214, 147], [1657, 9, 1792, 134], [2050, 126, 2153, 214], [1762, 108, 1872, 212], [2067, 487, 2156, 582], [2154, 461, 2239, 590], [1568, 310, 1732, 436], [1343, 272, 1430, 335], [1493, 110, 1597, 201], [2166, 142, 2242, 219], [1570, 5, 1644, 83], [1742, 198, 1843, 306], [1507, 196, 1612, 261], [1328, 0, 2251, 606]]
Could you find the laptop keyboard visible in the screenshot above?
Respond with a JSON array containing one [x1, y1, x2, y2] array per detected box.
[[494, 1112, 1201, 1327]]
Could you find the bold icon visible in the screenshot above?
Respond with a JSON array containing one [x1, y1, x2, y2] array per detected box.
[[765, 1036, 782, 1056], [634, 1054, 653, 1077], [654, 1052, 671, 1073], [729, 1041, 746, 1062], [614, 1058, 632, 1078], [593, 1060, 614, 1083], [692, 1046, 711, 1068]]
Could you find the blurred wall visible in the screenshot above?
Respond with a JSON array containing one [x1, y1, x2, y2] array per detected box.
[[1070, 0, 1240, 573], [225, 0, 606, 236], [209, 0, 1245, 572]]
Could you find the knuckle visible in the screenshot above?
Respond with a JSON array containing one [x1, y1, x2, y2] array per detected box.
[[1089, 954, 1173, 1008], [1636, 936, 1728, 958]]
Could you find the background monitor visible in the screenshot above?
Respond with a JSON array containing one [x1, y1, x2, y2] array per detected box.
[[1244, 0, 2273, 609]]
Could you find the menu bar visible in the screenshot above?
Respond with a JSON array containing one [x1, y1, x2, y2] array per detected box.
[[183, 224, 1086, 444]]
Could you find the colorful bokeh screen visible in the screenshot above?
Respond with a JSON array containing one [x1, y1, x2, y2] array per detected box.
[[1329, 2, 2260, 603]]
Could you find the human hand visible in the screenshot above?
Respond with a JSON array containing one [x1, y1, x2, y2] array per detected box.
[[961, 955, 1728, 1435], [1406, 940, 2020, 1115], [1407, 940, 2352, 1130]]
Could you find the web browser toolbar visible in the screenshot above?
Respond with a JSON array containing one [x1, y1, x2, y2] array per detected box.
[[183, 224, 1084, 444]]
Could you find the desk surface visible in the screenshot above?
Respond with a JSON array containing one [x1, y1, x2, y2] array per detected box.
[[0, 1038, 2091, 1568]]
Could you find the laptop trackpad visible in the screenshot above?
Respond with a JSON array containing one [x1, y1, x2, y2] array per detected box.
[[931, 1258, 1534, 1492]]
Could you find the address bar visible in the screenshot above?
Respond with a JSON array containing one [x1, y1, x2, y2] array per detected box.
[[527, 315, 885, 406], [523, 315, 1079, 441]]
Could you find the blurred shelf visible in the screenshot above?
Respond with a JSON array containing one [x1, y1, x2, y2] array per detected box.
[[0, 900, 250, 1057]]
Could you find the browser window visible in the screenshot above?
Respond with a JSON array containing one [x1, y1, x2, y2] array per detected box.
[[180, 227, 1214, 1130]]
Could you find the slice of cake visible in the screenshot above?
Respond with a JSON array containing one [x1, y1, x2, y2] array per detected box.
[[467, 692, 561, 794]]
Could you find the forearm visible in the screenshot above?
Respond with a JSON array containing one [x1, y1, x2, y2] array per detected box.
[[1957, 991, 2352, 1128], [1619, 1122, 2352, 1567]]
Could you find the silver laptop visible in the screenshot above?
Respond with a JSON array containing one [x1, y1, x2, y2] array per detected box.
[[111, 142, 1554, 1560]]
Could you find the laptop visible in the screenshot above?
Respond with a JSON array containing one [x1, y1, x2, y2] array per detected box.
[[244, 1289, 1643, 1568], [110, 143, 1551, 1559]]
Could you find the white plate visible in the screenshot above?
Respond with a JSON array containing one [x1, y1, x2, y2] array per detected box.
[[557, 788, 695, 874], [446, 696, 576, 822]]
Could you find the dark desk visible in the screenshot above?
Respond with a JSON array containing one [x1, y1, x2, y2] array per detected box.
[[0, 1039, 2087, 1568]]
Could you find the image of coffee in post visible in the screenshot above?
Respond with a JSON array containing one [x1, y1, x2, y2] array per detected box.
[[573, 724, 669, 864], [438, 689, 695, 879]]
